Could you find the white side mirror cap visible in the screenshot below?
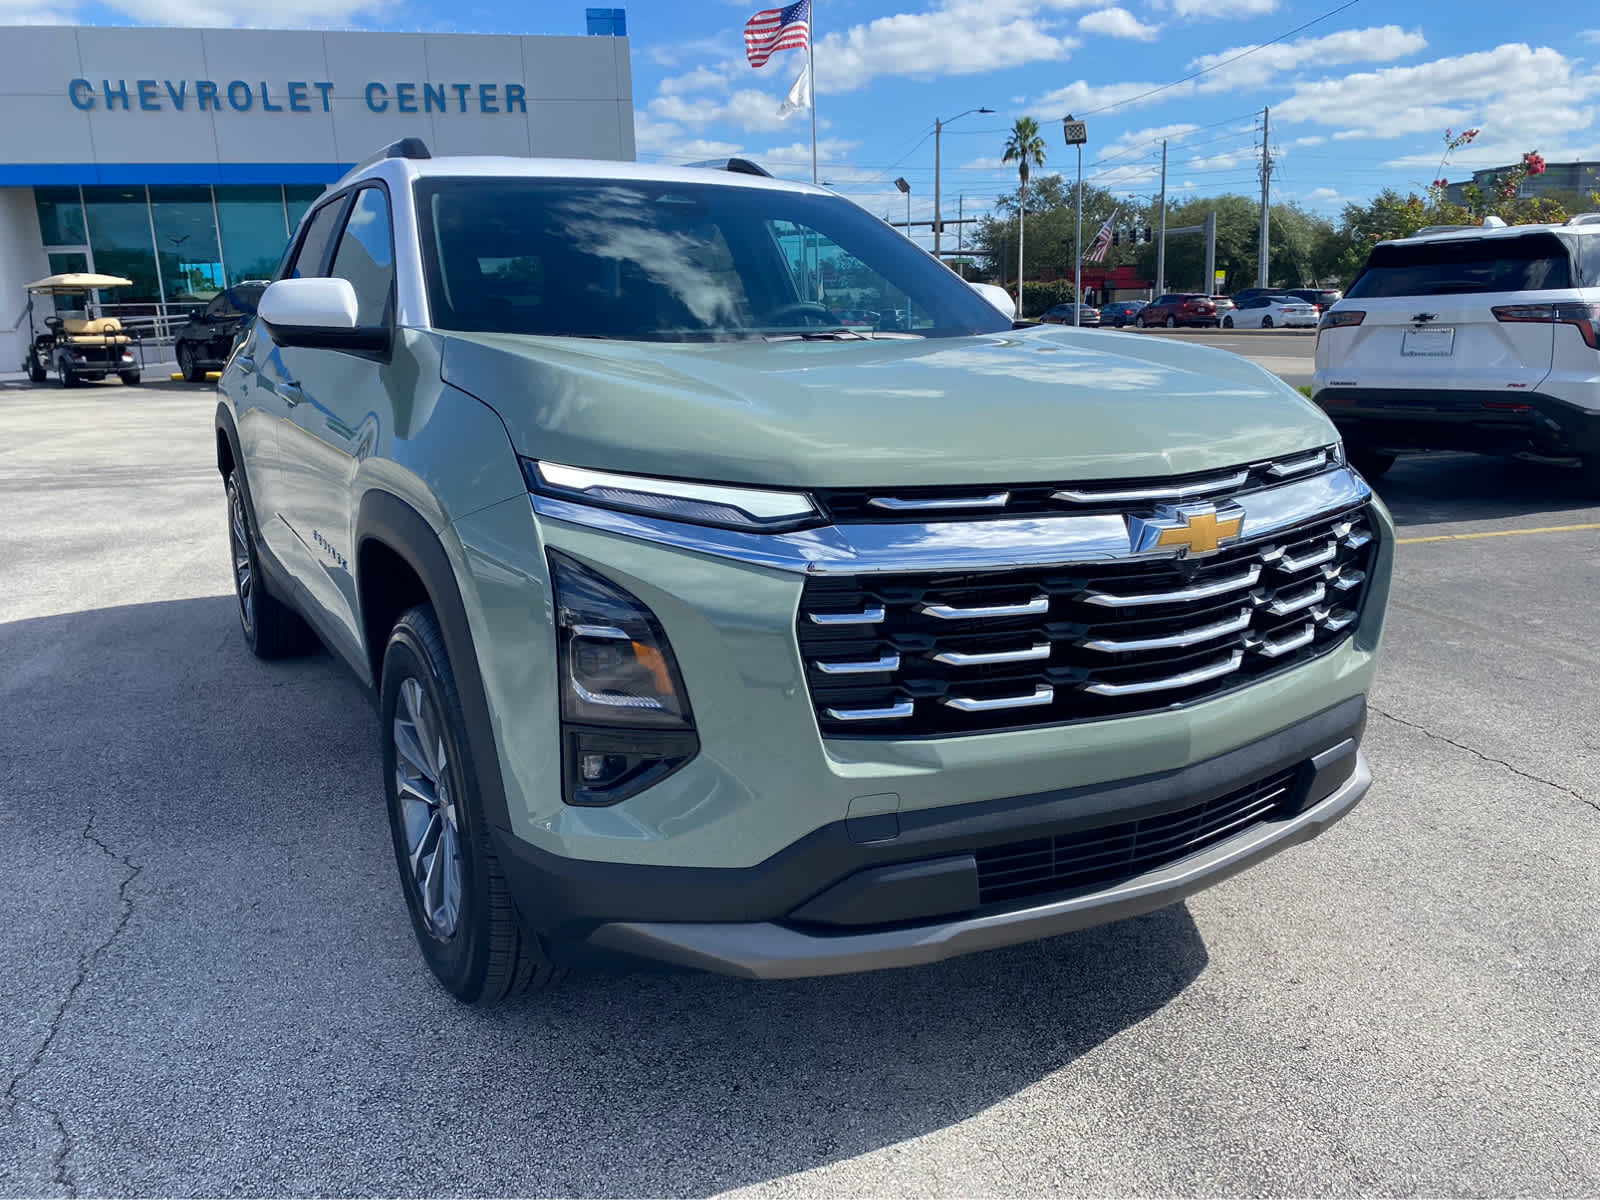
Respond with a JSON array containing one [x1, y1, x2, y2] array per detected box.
[[258, 277, 360, 331], [969, 282, 1016, 319]]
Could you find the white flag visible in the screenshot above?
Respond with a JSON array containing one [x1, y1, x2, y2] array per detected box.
[[777, 63, 810, 118]]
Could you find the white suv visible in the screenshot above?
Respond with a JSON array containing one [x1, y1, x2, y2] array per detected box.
[[1313, 216, 1600, 483]]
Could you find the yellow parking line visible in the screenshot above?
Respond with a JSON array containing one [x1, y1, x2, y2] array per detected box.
[[1397, 522, 1600, 545]]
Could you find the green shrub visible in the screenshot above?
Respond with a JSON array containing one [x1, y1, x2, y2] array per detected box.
[[1018, 279, 1080, 318]]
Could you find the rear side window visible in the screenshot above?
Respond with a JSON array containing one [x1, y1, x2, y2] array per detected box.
[[1575, 236, 1600, 288], [1348, 233, 1573, 298], [288, 201, 345, 279]]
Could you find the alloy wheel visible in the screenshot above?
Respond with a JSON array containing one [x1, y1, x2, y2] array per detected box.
[[179, 343, 194, 379], [393, 676, 463, 939], [227, 479, 254, 633]]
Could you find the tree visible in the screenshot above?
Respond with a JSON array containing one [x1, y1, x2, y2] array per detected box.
[[1002, 117, 1047, 300]]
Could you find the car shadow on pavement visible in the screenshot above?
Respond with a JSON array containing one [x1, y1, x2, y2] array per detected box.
[[1373, 452, 1599, 528], [3, 593, 1210, 1198]]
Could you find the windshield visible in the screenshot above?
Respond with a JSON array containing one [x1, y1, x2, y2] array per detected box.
[[1348, 233, 1573, 298], [414, 176, 1011, 342]]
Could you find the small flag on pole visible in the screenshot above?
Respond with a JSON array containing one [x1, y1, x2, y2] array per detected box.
[[745, 0, 810, 69], [777, 62, 811, 117], [1084, 208, 1118, 264]]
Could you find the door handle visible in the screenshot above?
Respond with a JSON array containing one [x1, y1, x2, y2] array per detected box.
[[237, 353, 255, 369], [281, 380, 305, 407]]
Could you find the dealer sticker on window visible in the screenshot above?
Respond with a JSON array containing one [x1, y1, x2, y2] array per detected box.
[[1402, 327, 1455, 356]]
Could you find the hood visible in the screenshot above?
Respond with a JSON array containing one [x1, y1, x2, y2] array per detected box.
[[439, 326, 1335, 489]]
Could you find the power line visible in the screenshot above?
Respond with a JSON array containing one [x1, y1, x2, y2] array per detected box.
[[1063, 0, 1364, 119]]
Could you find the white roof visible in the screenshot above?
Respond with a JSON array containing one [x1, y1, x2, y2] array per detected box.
[[1388, 217, 1600, 247], [345, 153, 829, 197]]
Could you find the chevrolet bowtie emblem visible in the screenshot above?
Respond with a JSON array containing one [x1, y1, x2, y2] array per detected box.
[[1131, 503, 1245, 558]]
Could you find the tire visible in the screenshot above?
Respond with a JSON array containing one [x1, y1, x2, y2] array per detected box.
[[119, 371, 141, 386], [1223, 316, 1234, 329], [1262, 315, 1275, 329], [1346, 446, 1396, 481], [381, 605, 563, 1005], [1165, 315, 1177, 328], [178, 342, 205, 383], [27, 357, 47, 384], [57, 362, 76, 388], [226, 470, 316, 659]]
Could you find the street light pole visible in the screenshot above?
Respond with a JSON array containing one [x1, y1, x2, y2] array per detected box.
[[933, 107, 993, 262], [1062, 115, 1089, 328]]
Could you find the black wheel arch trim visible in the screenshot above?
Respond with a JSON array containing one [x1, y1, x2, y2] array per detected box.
[[355, 490, 513, 836]]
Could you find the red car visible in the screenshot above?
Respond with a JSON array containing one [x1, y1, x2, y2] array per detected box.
[[1137, 293, 1218, 328]]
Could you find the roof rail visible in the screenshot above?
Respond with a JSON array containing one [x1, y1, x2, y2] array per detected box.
[[357, 138, 432, 171], [1565, 212, 1600, 226], [1411, 224, 1478, 236], [684, 156, 774, 178]]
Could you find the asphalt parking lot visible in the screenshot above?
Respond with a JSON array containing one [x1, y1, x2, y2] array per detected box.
[[2, 378, 1597, 1197]]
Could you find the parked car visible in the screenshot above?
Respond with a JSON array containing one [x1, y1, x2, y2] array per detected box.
[[218, 140, 1390, 1003], [1224, 294, 1320, 329], [1288, 287, 1343, 311], [175, 282, 268, 381], [1099, 299, 1147, 327], [1211, 296, 1236, 319], [1314, 217, 1600, 484], [1040, 303, 1100, 326], [1138, 293, 1218, 327]]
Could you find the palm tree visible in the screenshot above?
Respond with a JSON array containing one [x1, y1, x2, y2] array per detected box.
[[1002, 116, 1047, 312]]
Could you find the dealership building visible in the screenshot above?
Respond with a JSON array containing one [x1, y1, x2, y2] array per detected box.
[[1, 19, 635, 368]]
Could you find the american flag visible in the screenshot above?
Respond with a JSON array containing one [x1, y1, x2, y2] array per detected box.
[[745, 0, 810, 68], [1084, 208, 1119, 264]]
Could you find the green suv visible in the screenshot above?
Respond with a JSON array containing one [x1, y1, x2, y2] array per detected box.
[[215, 140, 1392, 1003]]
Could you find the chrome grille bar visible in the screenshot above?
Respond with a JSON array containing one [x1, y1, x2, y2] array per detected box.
[[1082, 651, 1244, 697], [944, 685, 1054, 712], [1051, 469, 1248, 505], [1263, 581, 1326, 617], [919, 594, 1050, 620], [1082, 607, 1251, 653], [1085, 565, 1261, 608], [1249, 622, 1315, 659], [825, 699, 914, 722], [1276, 541, 1337, 572], [807, 605, 886, 625], [931, 641, 1052, 666], [813, 653, 900, 675], [869, 492, 1010, 511], [1266, 449, 1329, 478]]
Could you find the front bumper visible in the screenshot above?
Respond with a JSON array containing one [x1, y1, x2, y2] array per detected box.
[[495, 696, 1370, 978], [1314, 386, 1600, 458]]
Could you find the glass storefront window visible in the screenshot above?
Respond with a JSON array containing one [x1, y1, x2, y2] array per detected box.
[[35, 186, 86, 245], [216, 185, 291, 286], [82, 186, 160, 305], [45, 251, 88, 312], [150, 186, 224, 304], [286, 186, 329, 237]]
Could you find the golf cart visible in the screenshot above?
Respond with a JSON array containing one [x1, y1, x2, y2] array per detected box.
[[19, 273, 142, 387]]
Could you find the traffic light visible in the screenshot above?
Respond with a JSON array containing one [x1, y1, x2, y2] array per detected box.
[[1143, 225, 1153, 243], [1112, 231, 1121, 246]]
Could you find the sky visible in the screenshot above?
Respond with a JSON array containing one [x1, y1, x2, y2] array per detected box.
[[10, 0, 1600, 249]]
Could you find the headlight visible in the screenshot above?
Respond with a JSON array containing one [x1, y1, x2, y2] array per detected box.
[[527, 460, 821, 532], [549, 551, 698, 806]]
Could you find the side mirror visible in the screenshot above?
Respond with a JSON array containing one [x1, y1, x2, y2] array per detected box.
[[969, 282, 1016, 320], [258, 277, 388, 352]]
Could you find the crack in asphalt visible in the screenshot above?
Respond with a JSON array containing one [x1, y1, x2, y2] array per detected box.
[[1374, 708, 1599, 815], [2, 813, 141, 1198]]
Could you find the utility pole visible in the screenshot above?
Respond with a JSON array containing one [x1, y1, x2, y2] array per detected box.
[[1155, 139, 1168, 296], [934, 117, 943, 262], [956, 194, 965, 277], [1204, 210, 1217, 296], [1258, 105, 1272, 289]]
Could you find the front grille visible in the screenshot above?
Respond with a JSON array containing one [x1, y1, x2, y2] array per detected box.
[[975, 768, 1299, 906], [815, 447, 1335, 523], [796, 505, 1378, 737]]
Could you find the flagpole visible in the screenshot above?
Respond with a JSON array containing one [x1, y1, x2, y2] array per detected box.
[[807, 0, 818, 185]]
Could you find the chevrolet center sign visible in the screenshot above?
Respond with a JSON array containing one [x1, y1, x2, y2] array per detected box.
[[66, 79, 535, 116]]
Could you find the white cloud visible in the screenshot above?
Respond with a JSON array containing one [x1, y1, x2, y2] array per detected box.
[[1577, 29, 1600, 45], [1292, 135, 1327, 147], [1191, 26, 1428, 93], [1032, 77, 1190, 117], [658, 66, 736, 97], [1304, 187, 1346, 206], [816, 0, 1089, 94], [1275, 43, 1600, 145], [962, 155, 1010, 170], [650, 87, 821, 135], [1161, 0, 1276, 18], [631, 111, 743, 164], [1077, 7, 1160, 40], [88, 0, 393, 25]]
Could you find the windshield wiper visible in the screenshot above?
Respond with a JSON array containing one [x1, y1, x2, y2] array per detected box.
[[763, 328, 925, 342]]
